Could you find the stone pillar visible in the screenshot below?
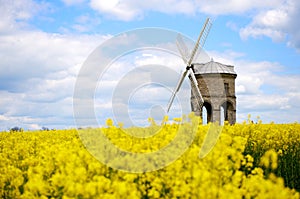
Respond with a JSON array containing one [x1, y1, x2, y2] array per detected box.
[[213, 109, 220, 123]]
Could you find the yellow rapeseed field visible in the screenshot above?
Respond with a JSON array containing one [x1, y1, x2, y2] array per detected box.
[[0, 115, 299, 198]]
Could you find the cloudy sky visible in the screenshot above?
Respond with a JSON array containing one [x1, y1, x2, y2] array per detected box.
[[0, 0, 300, 130]]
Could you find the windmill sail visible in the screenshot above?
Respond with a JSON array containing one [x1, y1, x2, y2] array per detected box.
[[176, 34, 189, 64], [166, 70, 188, 113], [189, 72, 203, 105], [167, 18, 212, 113], [187, 18, 212, 67]]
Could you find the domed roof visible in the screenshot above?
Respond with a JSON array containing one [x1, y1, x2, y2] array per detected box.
[[193, 59, 236, 75]]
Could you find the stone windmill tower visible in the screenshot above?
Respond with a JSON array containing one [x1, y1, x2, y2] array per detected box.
[[192, 59, 237, 124], [167, 18, 237, 124]]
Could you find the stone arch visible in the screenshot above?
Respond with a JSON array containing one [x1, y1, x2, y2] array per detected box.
[[202, 101, 212, 124], [220, 100, 235, 124]]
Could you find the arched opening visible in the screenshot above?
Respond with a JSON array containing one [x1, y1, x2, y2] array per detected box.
[[220, 106, 225, 125], [202, 102, 212, 125], [221, 101, 234, 124], [202, 106, 207, 124]]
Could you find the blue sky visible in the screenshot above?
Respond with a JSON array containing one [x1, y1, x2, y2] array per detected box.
[[0, 0, 300, 130]]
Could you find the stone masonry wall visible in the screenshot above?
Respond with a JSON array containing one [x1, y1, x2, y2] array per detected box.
[[191, 73, 237, 124]]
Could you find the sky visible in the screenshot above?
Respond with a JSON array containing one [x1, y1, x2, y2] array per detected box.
[[0, 0, 300, 130]]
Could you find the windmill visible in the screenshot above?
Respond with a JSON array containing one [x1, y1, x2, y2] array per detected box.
[[166, 18, 212, 113]]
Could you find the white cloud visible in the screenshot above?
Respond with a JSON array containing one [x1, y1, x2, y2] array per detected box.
[[89, 0, 140, 21], [196, 0, 283, 15], [198, 0, 300, 51], [0, 89, 77, 130], [239, 94, 290, 111], [0, 30, 105, 130], [93, 48, 192, 127], [0, 31, 107, 91], [0, 0, 109, 130], [87, 0, 300, 51], [89, 0, 196, 21], [240, 6, 289, 42], [0, 0, 50, 33], [88, 0, 282, 20], [240, 0, 300, 50], [72, 14, 101, 33]]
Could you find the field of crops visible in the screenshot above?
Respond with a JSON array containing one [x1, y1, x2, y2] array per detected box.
[[1, 115, 300, 198]]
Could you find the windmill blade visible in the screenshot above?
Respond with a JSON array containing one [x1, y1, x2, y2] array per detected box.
[[176, 34, 189, 64], [187, 18, 212, 66], [189, 71, 204, 107], [167, 70, 188, 113]]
